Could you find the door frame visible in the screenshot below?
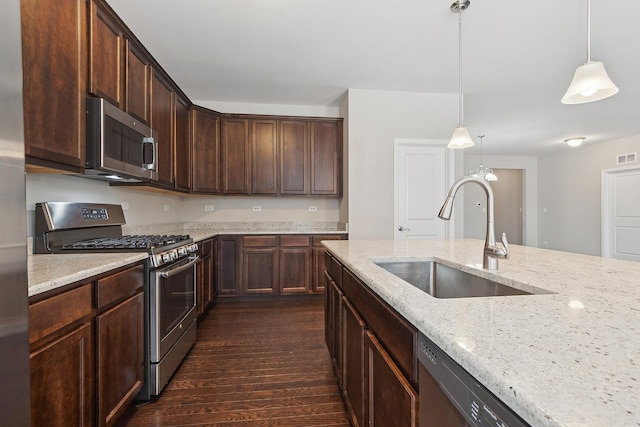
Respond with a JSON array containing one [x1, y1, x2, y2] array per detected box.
[[601, 165, 640, 258], [393, 139, 454, 240]]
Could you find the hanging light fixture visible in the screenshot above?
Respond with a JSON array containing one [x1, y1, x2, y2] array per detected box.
[[448, 0, 474, 149], [561, 0, 618, 104], [564, 137, 586, 147], [469, 135, 497, 181]]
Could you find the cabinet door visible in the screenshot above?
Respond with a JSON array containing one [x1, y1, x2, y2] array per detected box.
[[310, 121, 342, 196], [191, 107, 220, 193], [126, 41, 150, 124], [89, 0, 123, 108], [96, 293, 144, 427], [174, 95, 191, 191], [22, 0, 87, 170], [366, 331, 418, 427], [197, 239, 214, 316], [221, 118, 250, 194], [280, 120, 309, 195], [217, 236, 240, 295], [251, 119, 278, 194], [242, 247, 278, 294], [280, 247, 312, 293], [151, 69, 174, 186], [342, 298, 366, 427], [325, 274, 344, 387], [30, 323, 93, 427]]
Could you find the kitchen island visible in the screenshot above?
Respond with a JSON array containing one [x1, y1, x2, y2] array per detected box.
[[322, 238, 639, 427]]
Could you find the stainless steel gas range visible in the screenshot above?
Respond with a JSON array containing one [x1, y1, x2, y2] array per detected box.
[[34, 202, 198, 397]]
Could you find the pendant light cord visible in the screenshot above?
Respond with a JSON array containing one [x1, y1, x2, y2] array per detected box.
[[586, 0, 591, 62], [458, 5, 464, 127]]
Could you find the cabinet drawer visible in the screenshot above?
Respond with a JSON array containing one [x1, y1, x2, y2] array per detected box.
[[312, 234, 344, 247], [343, 269, 417, 385], [200, 238, 213, 255], [280, 235, 310, 247], [243, 235, 277, 247], [96, 264, 144, 309], [324, 251, 343, 286], [29, 283, 93, 344]]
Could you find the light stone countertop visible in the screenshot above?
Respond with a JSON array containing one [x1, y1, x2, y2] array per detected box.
[[322, 238, 640, 427], [28, 224, 346, 297]]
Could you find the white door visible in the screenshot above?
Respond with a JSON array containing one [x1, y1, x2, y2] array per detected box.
[[394, 140, 447, 240], [602, 166, 640, 261]]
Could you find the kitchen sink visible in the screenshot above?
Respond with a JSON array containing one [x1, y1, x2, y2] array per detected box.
[[374, 261, 531, 299]]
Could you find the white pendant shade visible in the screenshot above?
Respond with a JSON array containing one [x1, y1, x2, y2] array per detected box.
[[561, 61, 619, 104], [448, 126, 474, 149]]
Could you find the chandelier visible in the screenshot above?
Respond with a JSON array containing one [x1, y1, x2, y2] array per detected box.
[[469, 135, 497, 181]]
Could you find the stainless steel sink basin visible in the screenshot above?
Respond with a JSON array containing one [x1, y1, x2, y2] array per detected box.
[[374, 261, 531, 299]]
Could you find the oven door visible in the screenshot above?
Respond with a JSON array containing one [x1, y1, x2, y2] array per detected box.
[[149, 255, 198, 363]]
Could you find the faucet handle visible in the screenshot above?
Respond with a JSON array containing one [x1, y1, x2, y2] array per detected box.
[[501, 232, 510, 260]]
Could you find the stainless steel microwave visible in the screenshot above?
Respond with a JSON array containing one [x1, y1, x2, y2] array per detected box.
[[85, 97, 158, 182]]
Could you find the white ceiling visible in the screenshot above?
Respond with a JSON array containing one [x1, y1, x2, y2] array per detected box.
[[108, 0, 640, 156]]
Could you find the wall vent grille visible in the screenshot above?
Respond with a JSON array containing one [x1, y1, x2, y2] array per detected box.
[[617, 152, 637, 165]]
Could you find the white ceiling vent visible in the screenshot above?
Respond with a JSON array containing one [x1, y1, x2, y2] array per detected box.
[[617, 153, 637, 165]]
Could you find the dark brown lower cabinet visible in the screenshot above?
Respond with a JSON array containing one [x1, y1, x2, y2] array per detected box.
[[242, 236, 278, 295], [366, 331, 418, 427], [30, 322, 93, 427], [217, 236, 240, 295], [29, 262, 144, 427], [342, 298, 366, 427], [280, 235, 312, 294], [325, 252, 419, 427], [96, 293, 144, 426], [197, 238, 215, 317]]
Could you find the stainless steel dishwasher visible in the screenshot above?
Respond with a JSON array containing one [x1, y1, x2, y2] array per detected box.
[[418, 332, 530, 427]]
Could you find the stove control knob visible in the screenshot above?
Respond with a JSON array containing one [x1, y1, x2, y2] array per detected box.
[[177, 247, 188, 257], [162, 253, 172, 263]]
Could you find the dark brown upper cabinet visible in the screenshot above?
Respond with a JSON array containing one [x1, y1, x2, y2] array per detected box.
[[191, 106, 221, 194], [22, 0, 87, 171], [251, 119, 278, 195], [311, 120, 342, 196], [221, 117, 251, 194], [280, 120, 309, 195], [150, 69, 175, 187], [174, 94, 191, 191], [89, 1, 150, 125]]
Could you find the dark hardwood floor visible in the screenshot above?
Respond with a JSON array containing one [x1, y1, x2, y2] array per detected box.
[[118, 297, 350, 426]]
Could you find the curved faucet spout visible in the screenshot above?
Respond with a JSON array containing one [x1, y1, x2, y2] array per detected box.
[[438, 176, 509, 270]]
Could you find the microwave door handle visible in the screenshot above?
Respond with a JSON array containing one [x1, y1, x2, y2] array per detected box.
[[142, 137, 157, 171], [159, 255, 199, 278]]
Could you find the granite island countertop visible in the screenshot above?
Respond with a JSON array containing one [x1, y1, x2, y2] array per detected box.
[[322, 238, 640, 427], [28, 223, 346, 297]]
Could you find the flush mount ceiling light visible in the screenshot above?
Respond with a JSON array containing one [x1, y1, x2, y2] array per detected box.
[[448, 0, 474, 149], [561, 0, 619, 104], [565, 137, 586, 147], [469, 135, 497, 181]]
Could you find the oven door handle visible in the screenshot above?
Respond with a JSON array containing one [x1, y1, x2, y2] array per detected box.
[[159, 255, 199, 278]]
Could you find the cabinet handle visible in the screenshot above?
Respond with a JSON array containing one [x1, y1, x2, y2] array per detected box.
[[398, 226, 411, 231]]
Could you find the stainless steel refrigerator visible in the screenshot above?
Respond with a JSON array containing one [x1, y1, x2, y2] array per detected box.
[[0, 0, 32, 424]]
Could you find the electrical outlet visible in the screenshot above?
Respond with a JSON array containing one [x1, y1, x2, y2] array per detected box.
[[164, 204, 170, 212], [252, 206, 262, 212], [204, 205, 214, 212], [308, 206, 317, 212], [121, 201, 129, 210]]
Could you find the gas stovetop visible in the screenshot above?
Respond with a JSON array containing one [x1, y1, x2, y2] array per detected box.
[[33, 202, 198, 267], [61, 234, 192, 251]]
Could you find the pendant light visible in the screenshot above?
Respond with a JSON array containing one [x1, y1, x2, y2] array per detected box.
[[448, 0, 474, 149], [561, 0, 618, 104], [469, 135, 497, 181]]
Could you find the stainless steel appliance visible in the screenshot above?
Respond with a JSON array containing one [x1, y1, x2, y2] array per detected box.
[[0, 0, 32, 424], [84, 96, 158, 183], [33, 202, 198, 397], [418, 332, 529, 427]]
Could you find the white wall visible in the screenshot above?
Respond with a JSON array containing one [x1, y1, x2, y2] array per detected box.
[[345, 89, 461, 240], [338, 93, 349, 229], [463, 154, 538, 247], [538, 134, 640, 256], [26, 174, 183, 235]]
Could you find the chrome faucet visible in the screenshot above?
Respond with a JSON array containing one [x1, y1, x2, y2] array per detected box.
[[438, 176, 510, 270]]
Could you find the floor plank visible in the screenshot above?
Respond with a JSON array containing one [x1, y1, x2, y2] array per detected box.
[[117, 298, 350, 426]]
